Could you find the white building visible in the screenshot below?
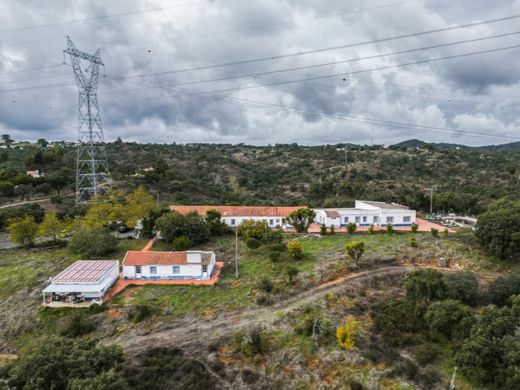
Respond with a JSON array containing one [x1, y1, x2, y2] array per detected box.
[[26, 169, 43, 178], [42, 260, 119, 307], [122, 250, 216, 280], [169, 205, 304, 229], [314, 200, 416, 228]]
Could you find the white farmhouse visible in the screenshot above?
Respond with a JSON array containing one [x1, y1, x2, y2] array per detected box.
[[122, 250, 216, 280], [314, 200, 416, 228], [42, 260, 119, 307], [169, 205, 304, 229]]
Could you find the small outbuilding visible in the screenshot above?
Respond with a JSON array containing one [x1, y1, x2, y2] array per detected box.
[[42, 260, 119, 307], [122, 250, 216, 280]]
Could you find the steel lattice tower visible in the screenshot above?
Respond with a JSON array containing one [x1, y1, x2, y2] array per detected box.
[[64, 36, 111, 205]]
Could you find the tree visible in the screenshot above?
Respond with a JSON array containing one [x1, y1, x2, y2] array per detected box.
[[486, 273, 520, 307], [37, 212, 65, 243], [474, 198, 520, 261], [37, 138, 48, 147], [237, 219, 271, 242], [425, 299, 474, 340], [345, 241, 365, 266], [205, 209, 229, 236], [125, 186, 159, 227], [444, 272, 480, 306], [287, 240, 304, 260], [14, 184, 32, 201], [245, 237, 261, 250], [404, 269, 446, 303], [68, 226, 118, 258], [285, 207, 316, 233], [0, 180, 14, 197], [172, 236, 192, 251], [8, 215, 38, 246], [1, 134, 13, 147], [285, 265, 299, 284], [347, 223, 356, 234], [386, 223, 394, 233], [156, 211, 210, 245]]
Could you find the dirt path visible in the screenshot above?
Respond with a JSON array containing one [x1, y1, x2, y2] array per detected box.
[[110, 265, 450, 353]]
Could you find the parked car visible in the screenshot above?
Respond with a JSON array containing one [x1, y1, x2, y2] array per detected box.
[[118, 225, 132, 233]]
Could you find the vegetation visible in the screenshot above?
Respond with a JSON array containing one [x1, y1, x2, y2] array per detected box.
[[336, 316, 359, 351], [285, 207, 315, 233], [287, 239, 304, 260], [68, 226, 118, 258], [7, 215, 38, 246], [345, 240, 365, 266], [404, 269, 447, 303]]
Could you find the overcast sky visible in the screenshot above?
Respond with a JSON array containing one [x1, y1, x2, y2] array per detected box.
[[1, 0, 520, 146]]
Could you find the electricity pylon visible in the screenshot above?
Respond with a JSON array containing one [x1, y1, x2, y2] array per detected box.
[[64, 36, 111, 205]]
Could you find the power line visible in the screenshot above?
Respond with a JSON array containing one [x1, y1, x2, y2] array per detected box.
[[0, 0, 209, 33], [112, 13, 520, 79], [3, 38, 520, 95]]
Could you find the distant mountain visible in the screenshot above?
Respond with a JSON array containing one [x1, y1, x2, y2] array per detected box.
[[478, 141, 520, 151], [394, 139, 465, 150]]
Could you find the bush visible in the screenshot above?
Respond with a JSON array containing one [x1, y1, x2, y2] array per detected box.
[[7, 215, 38, 246], [487, 273, 520, 306], [257, 278, 274, 293], [268, 243, 286, 252], [372, 299, 423, 346], [287, 240, 304, 260], [237, 219, 271, 242], [285, 265, 299, 284], [345, 241, 365, 266], [127, 304, 153, 323], [411, 223, 418, 233], [444, 272, 480, 305], [405, 269, 446, 303], [172, 235, 192, 250], [347, 223, 356, 234], [68, 226, 118, 258], [336, 316, 358, 350], [431, 228, 439, 238], [410, 237, 417, 248], [60, 313, 96, 337], [329, 225, 335, 235], [368, 224, 375, 234], [425, 299, 475, 340], [320, 224, 327, 235], [386, 224, 394, 233], [233, 327, 264, 357], [245, 237, 261, 250], [156, 211, 210, 245], [269, 251, 281, 263], [412, 344, 439, 366]]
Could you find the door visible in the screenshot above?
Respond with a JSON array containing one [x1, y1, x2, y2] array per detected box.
[[135, 265, 142, 279], [202, 264, 208, 278]]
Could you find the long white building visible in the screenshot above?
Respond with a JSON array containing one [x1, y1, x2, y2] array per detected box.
[[122, 250, 216, 280], [314, 200, 416, 228]]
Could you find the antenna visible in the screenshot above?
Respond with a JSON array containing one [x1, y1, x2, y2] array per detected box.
[[64, 36, 111, 205]]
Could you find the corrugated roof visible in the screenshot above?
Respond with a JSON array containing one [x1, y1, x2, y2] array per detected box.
[[169, 205, 304, 217], [52, 260, 118, 284], [123, 251, 214, 266]]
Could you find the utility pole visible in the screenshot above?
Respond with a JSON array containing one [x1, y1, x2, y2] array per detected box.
[[235, 227, 239, 278], [64, 36, 111, 204], [429, 185, 435, 216]]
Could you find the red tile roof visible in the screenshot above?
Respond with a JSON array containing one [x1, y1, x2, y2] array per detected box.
[[169, 205, 304, 217], [52, 260, 118, 284], [123, 251, 214, 266]]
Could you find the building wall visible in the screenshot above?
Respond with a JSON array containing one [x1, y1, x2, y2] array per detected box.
[[222, 216, 285, 228], [123, 257, 215, 280], [314, 207, 417, 227]]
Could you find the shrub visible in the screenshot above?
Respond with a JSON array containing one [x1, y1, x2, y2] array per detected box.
[[233, 327, 264, 356], [287, 240, 304, 260], [372, 299, 423, 346], [412, 344, 439, 366], [345, 241, 365, 266], [257, 278, 274, 293], [68, 226, 118, 258], [269, 251, 281, 263], [368, 224, 375, 234], [7, 215, 38, 246], [237, 219, 271, 242], [487, 273, 520, 306], [60, 314, 96, 338], [336, 316, 358, 350], [410, 237, 417, 248], [268, 243, 286, 252], [245, 237, 261, 250], [386, 224, 393, 233], [320, 224, 327, 235], [172, 235, 192, 251], [294, 316, 333, 345], [405, 269, 446, 303], [329, 225, 335, 235], [431, 228, 439, 238], [156, 211, 210, 245], [444, 272, 480, 306], [425, 299, 475, 340], [285, 265, 299, 284], [347, 223, 356, 234], [127, 304, 153, 323], [411, 223, 418, 233]]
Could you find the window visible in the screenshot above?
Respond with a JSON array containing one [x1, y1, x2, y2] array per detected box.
[[404, 216, 411, 223], [362, 216, 367, 223], [172, 266, 180, 274], [373, 216, 379, 223], [355, 216, 360, 223], [344, 216, 349, 223], [231, 219, 235, 226], [150, 266, 157, 275], [269, 219, 274, 225], [135, 266, 141, 274], [276, 218, 280, 223], [202, 265, 208, 273], [386, 216, 394, 224]]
